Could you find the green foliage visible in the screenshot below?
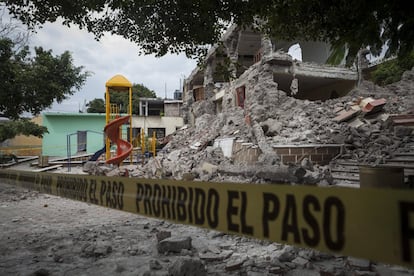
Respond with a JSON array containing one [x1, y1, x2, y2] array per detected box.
[[132, 83, 157, 98], [3, 0, 413, 62], [0, 34, 89, 140], [0, 37, 90, 119], [326, 43, 347, 66], [371, 51, 414, 86], [87, 83, 156, 114], [213, 56, 241, 82], [0, 118, 48, 143], [86, 98, 105, 113]]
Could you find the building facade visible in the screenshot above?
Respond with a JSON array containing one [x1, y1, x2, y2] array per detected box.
[[41, 99, 184, 156]]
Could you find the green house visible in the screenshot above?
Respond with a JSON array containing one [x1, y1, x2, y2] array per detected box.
[[42, 113, 106, 157]]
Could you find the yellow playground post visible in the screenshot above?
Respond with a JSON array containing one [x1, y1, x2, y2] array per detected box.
[[104, 74, 133, 164]]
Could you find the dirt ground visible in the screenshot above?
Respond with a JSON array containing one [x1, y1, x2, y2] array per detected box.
[[1, 180, 414, 276]]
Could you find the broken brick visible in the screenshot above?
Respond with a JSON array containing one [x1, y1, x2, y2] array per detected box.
[[333, 109, 360, 123]]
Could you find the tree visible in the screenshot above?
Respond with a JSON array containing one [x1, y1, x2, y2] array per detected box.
[[0, 118, 47, 142], [0, 7, 29, 50], [0, 21, 89, 142], [2, 0, 413, 62], [0, 40, 89, 119], [132, 83, 157, 99], [86, 98, 105, 113], [371, 50, 414, 86], [87, 83, 156, 114]]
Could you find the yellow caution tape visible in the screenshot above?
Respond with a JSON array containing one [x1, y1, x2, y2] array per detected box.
[[0, 169, 413, 268]]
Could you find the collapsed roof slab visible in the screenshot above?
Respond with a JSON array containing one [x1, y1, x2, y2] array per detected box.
[[271, 59, 358, 101]]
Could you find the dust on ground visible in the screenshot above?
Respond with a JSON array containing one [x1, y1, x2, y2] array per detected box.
[[1, 182, 413, 276]]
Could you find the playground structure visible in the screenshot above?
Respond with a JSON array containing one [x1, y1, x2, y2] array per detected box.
[[104, 74, 133, 165]]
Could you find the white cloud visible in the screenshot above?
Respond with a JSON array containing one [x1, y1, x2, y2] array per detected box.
[[29, 20, 197, 113]]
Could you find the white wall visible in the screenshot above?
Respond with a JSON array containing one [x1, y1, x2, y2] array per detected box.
[[131, 116, 184, 136]]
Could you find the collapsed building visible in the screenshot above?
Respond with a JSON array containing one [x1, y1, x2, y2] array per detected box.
[[133, 25, 413, 187], [183, 24, 358, 120]]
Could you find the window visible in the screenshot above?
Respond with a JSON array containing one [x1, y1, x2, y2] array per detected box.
[[193, 87, 205, 101], [77, 131, 87, 152], [148, 108, 163, 116], [236, 86, 246, 108], [148, 128, 166, 139]]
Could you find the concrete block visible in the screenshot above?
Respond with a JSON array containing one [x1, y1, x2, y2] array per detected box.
[[199, 250, 233, 262], [347, 257, 370, 270], [157, 236, 192, 254], [291, 256, 310, 267], [201, 162, 218, 175], [168, 258, 207, 276]]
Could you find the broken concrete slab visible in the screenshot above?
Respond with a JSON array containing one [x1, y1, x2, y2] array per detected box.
[[346, 257, 371, 271], [394, 125, 413, 137], [348, 117, 365, 128], [168, 258, 207, 276], [156, 231, 172, 242], [199, 250, 233, 262], [157, 236, 192, 254], [261, 118, 283, 136], [225, 256, 248, 271], [291, 256, 310, 267]]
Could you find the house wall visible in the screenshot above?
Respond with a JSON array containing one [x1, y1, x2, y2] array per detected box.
[[0, 116, 43, 156], [164, 103, 181, 117], [42, 113, 106, 157], [131, 116, 184, 138], [42, 112, 184, 157], [273, 144, 341, 165]]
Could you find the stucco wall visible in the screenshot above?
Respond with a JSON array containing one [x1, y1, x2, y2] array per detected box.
[[131, 116, 184, 137], [42, 113, 184, 157], [42, 113, 106, 157]]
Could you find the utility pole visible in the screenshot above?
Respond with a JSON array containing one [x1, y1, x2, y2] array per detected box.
[[164, 82, 167, 99]]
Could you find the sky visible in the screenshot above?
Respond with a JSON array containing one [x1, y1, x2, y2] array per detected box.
[[28, 20, 197, 113]]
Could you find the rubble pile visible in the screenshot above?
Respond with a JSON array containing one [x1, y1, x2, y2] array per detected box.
[[133, 68, 413, 184], [82, 68, 414, 185]]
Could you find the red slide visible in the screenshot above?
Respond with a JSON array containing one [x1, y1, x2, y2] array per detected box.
[[104, 115, 133, 165]]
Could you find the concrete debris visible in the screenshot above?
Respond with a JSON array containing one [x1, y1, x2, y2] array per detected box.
[[156, 230, 172, 242], [149, 259, 163, 270], [333, 108, 360, 123], [346, 257, 371, 271], [157, 236, 192, 254], [225, 255, 248, 271], [291, 256, 310, 267], [361, 98, 386, 114], [4, 181, 414, 276], [120, 71, 414, 186], [168, 258, 207, 276], [81, 241, 112, 258], [199, 249, 233, 262], [65, 69, 414, 274], [82, 161, 112, 175]]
